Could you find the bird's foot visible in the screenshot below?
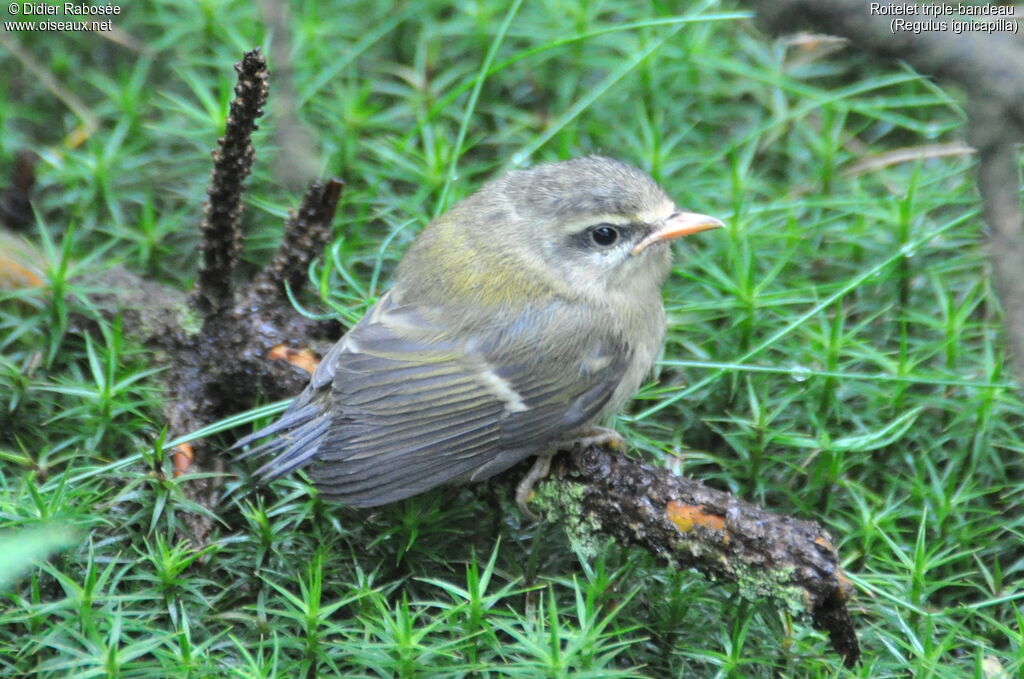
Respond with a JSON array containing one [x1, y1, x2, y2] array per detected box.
[[516, 452, 553, 522], [516, 427, 628, 521]]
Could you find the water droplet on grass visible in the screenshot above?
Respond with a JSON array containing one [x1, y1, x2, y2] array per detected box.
[[790, 365, 811, 382]]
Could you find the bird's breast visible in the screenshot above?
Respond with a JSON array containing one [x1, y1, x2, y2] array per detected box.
[[599, 294, 666, 418]]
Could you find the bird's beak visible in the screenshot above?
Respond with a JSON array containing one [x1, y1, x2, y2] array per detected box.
[[631, 211, 725, 255]]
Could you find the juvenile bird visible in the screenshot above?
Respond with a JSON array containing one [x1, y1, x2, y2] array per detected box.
[[235, 156, 723, 517]]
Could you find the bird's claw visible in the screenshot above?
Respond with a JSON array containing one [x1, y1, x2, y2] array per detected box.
[[515, 452, 553, 521], [516, 427, 628, 520]]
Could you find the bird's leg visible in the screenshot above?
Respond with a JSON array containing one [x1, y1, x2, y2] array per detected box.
[[515, 452, 553, 521], [516, 426, 628, 520]]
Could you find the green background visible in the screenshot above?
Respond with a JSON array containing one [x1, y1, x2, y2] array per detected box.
[[1, 0, 1021, 676]]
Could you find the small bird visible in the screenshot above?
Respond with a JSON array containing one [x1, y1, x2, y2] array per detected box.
[[235, 156, 723, 517]]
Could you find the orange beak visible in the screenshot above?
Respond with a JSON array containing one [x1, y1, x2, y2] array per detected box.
[[631, 211, 725, 255]]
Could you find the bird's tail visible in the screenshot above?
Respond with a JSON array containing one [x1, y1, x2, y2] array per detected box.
[[231, 403, 328, 480]]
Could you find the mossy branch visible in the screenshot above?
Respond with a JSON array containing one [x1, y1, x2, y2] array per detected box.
[[535, 446, 860, 667]]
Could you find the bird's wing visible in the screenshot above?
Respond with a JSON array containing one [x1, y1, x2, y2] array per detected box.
[[240, 291, 630, 507]]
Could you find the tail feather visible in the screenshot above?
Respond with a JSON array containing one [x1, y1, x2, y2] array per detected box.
[[231, 404, 323, 453], [232, 402, 328, 479], [253, 416, 330, 480]]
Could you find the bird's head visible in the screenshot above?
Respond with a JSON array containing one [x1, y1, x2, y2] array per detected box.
[[399, 156, 723, 310]]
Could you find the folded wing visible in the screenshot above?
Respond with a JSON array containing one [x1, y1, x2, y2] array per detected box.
[[236, 291, 629, 506]]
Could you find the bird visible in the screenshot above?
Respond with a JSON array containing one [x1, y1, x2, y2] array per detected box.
[[234, 156, 723, 518]]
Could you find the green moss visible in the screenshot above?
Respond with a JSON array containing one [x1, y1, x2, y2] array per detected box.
[[2, 1, 1019, 675], [533, 479, 604, 561], [730, 561, 807, 617], [178, 303, 203, 336]]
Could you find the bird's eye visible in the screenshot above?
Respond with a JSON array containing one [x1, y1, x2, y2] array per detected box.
[[590, 225, 619, 247]]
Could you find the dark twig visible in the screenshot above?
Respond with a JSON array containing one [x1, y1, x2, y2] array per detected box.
[[537, 448, 859, 667], [249, 178, 344, 300], [78, 50, 342, 543], [748, 0, 1024, 384], [194, 48, 269, 317]]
